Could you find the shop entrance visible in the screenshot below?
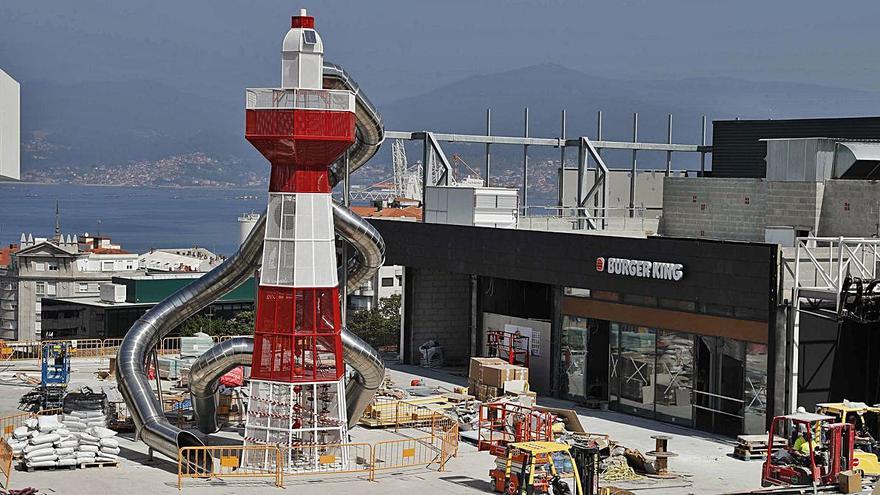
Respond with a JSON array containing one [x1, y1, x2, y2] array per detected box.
[[693, 336, 745, 437], [560, 316, 608, 402]]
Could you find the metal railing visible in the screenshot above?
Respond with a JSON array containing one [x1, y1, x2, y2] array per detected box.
[[246, 88, 355, 112], [178, 445, 284, 489], [517, 205, 662, 234], [0, 336, 252, 363]]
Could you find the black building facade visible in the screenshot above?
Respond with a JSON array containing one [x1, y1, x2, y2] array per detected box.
[[712, 116, 880, 178], [370, 219, 783, 437]]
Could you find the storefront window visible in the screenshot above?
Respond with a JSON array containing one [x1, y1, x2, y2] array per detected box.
[[744, 343, 768, 435], [561, 316, 589, 400], [616, 324, 656, 417], [655, 331, 694, 425]]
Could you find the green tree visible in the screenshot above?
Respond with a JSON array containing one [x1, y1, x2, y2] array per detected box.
[[179, 311, 255, 337], [348, 294, 401, 351]]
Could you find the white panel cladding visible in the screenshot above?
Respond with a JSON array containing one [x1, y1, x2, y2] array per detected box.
[[0, 69, 20, 181], [261, 192, 337, 288]]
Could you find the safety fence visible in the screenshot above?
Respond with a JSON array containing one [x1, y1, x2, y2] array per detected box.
[[0, 336, 249, 361], [177, 407, 460, 489], [178, 445, 284, 489], [0, 408, 63, 439], [0, 438, 12, 489]]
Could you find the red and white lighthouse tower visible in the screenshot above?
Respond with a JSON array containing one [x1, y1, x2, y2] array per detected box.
[[242, 10, 355, 471]]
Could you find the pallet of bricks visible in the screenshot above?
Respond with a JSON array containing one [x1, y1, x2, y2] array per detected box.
[[468, 357, 532, 402], [732, 434, 787, 461], [9, 387, 120, 470]]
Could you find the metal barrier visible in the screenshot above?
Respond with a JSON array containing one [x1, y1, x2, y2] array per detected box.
[[178, 445, 283, 489], [281, 443, 373, 478], [0, 408, 63, 439], [393, 400, 444, 432], [372, 434, 446, 478], [101, 338, 124, 357], [176, 408, 461, 488], [0, 438, 12, 489], [160, 336, 182, 356]]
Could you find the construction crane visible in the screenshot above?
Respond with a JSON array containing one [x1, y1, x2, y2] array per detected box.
[[450, 154, 483, 186], [349, 139, 423, 201]]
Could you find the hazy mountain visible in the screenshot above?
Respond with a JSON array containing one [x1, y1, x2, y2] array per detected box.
[[16, 63, 880, 184]]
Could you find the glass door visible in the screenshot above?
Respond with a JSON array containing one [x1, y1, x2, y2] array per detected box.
[[560, 316, 589, 400], [694, 336, 745, 436]]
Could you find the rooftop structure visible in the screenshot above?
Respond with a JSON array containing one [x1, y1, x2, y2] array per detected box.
[[139, 247, 222, 273]]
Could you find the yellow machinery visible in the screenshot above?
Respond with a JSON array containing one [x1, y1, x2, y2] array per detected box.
[[491, 441, 583, 495], [816, 402, 880, 476]]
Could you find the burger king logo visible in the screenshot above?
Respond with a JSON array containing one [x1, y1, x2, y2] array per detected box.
[[595, 257, 605, 272]]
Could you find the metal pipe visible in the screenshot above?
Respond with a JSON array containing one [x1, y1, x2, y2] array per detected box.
[[189, 337, 253, 434], [485, 108, 491, 187], [115, 210, 266, 461], [666, 114, 673, 176], [558, 110, 566, 208], [630, 112, 638, 218], [522, 107, 529, 211], [700, 115, 707, 175], [119, 61, 385, 458]]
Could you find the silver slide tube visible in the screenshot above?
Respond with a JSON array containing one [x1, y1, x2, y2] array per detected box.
[[189, 202, 386, 433], [115, 213, 266, 461], [189, 337, 254, 434], [118, 62, 385, 457]]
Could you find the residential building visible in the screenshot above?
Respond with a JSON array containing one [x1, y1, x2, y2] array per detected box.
[[0, 225, 143, 341], [345, 203, 417, 313]]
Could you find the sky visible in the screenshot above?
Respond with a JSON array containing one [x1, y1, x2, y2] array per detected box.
[[1, 0, 879, 104]]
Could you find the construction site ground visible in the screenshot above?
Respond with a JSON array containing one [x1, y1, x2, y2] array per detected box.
[[0, 357, 771, 495]]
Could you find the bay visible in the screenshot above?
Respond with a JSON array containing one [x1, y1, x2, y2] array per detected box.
[[0, 183, 268, 256]]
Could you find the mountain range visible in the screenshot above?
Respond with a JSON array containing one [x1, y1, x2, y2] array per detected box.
[[17, 63, 880, 186]]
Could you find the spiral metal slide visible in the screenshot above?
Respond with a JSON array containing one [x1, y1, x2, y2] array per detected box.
[[115, 62, 385, 460]]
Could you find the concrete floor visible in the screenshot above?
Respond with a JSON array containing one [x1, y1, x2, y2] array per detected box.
[[0, 357, 771, 495]]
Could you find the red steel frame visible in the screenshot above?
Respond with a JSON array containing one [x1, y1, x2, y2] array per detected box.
[[486, 329, 530, 368], [477, 401, 554, 456]]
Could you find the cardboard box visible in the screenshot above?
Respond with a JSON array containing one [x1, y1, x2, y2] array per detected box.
[[482, 363, 529, 388], [838, 470, 861, 494], [469, 357, 508, 382]]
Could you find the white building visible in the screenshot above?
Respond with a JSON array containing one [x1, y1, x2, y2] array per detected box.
[[139, 247, 222, 273], [0, 232, 142, 341], [0, 68, 20, 181]]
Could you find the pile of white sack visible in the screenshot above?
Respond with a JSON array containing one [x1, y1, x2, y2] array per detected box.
[[62, 410, 119, 463], [9, 416, 80, 468], [4, 414, 120, 469]]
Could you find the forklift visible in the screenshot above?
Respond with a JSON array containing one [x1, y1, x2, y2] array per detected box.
[[816, 402, 880, 476], [762, 412, 855, 488], [491, 441, 584, 495]]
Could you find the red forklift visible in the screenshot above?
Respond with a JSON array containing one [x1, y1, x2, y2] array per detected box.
[[762, 412, 855, 488]]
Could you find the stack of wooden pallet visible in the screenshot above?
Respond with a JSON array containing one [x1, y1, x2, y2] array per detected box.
[[732, 434, 787, 461]]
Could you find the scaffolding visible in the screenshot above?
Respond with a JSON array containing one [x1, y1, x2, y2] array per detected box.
[[789, 237, 880, 411]]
